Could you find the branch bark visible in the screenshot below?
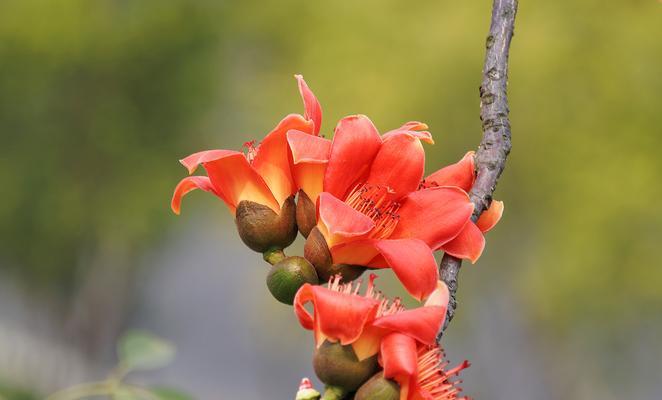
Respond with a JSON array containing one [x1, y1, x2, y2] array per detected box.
[[438, 0, 517, 339]]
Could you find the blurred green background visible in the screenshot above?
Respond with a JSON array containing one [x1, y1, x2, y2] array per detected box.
[[0, 0, 661, 399]]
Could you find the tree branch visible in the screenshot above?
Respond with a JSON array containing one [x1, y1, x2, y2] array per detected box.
[[438, 0, 517, 339]]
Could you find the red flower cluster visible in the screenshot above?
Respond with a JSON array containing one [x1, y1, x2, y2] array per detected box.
[[171, 76, 505, 398]]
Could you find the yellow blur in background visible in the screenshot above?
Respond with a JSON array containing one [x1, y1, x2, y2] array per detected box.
[[0, 0, 661, 399]]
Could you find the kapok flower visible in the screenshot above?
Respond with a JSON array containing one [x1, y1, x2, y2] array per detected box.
[[171, 75, 322, 252], [420, 151, 504, 262], [288, 116, 474, 300], [365, 334, 471, 400], [294, 274, 449, 365]]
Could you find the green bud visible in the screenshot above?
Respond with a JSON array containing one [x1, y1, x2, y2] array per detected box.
[[266, 256, 319, 305], [313, 341, 379, 392], [304, 228, 365, 283], [235, 196, 297, 253], [354, 372, 400, 400], [296, 190, 317, 238]]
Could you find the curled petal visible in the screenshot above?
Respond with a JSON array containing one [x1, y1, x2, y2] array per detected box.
[[374, 306, 446, 346], [180, 149, 236, 175], [295, 74, 323, 135], [171, 176, 220, 215], [373, 239, 439, 301], [391, 187, 474, 249], [424, 280, 450, 308], [382, 121, 434, 144], [380, 333, 418, 400], [293, 284, 380, 346], [287, 130, 331, 202], [425, 151, 475, 192], [252, 114, 314, 207], [366, 133, 426, 201], [317, 192, 374, 247], [196, 150, 280, 213], [324, 115, 382, 200], [476, 199, 504, 232], [439, 221, 485, 263]]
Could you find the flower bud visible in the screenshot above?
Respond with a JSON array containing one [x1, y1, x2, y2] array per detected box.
[[304, 228, 366, 283], [295, 377, 321, 400], [267, 256, 319, 305], [296, 190, 317, 238], [313, 341, 379, 392], [235, 196, 297, 253], [354, 372, 400, 400]]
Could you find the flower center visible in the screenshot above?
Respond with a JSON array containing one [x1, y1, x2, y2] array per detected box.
[[345, 183, 400, 239], [327, 274, 404, 318], [417, 347, 471, 400]]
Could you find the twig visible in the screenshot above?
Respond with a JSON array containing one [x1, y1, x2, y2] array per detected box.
[[438, 0, 517, 340]]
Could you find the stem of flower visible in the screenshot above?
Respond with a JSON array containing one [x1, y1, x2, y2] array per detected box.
[[263, 248, 286, 265], [320, 385, 347, 400]]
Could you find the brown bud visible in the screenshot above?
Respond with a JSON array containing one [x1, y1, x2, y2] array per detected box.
[[235, 196, 297, 253], [304, 228, 365, 283], [296, 190, 317, 238], [313, 341, 379, 392], [354, 372, 400, 400], [266, 256, 319, 305]]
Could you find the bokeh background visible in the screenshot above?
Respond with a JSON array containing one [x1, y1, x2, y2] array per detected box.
[[1, 0, 661, 399]]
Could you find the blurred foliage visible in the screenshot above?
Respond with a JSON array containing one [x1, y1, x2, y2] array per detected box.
[[0, 0, 224, 288]]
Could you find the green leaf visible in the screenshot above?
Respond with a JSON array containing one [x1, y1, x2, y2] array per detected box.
[[118, 330, 175, 372], [150, 388, 194, 400]]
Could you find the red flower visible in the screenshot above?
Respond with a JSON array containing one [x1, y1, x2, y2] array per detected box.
[[380, 334, 471, 400], [171, 75, 322, 216], [289, 118, 475, 300], [421, 151, 504, 262], [294, 274, 449, 361]]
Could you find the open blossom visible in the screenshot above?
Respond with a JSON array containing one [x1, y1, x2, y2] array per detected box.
[[288, 116, 476, 300], [294, 274, 449, 362], [170, 75, 322, 252], [379, 335, 471, 400], [420, 151, 504, 262]]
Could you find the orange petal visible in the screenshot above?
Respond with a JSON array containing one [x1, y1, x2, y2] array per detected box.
[[317, 192, 374, 247], [425, 151, 475, 192], [373, 239, 439, 301], [294, 283, 380, 346], [366, 133, 426, 201], [374, 306, 446, 346], [476, 199, 504, 232], [439, 221, 485, 263], [424, 280, 450, 308], [171, 176, 220, 215], [352, 324, 387, 361], [382, 121, 434, 144], [380, 333, 417, 400], [251, 114, 314, 207], [390, 187, 474, 250], [183, 149, 280, 214], [330, 239, 381, 266], [287, 130, 331, 203], [323, 115, 382, 200], [295, 74, 323, 135]]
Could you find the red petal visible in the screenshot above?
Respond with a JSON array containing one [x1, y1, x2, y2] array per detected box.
[[366, 133, 426, 201], [171, 176, 220, 215], [382, 121, 434, 144], [287, 130, 331, 202], [425, 151, 475, 192], [390, 187, 474, 249], [294, 284, 380, 346], [380, 333, 417, 400], [330, 239, 381, 266], [251, 114, 314, 207], [439, 221, 485, 263], [295, 74, 323, 135], [323, 115, 382, 200], [185, 150, 280, 213], [476, 199, 504, 232], [317, 192, 374, 247], [373, 239, 439, 301], [373, 306, 446, 346]]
